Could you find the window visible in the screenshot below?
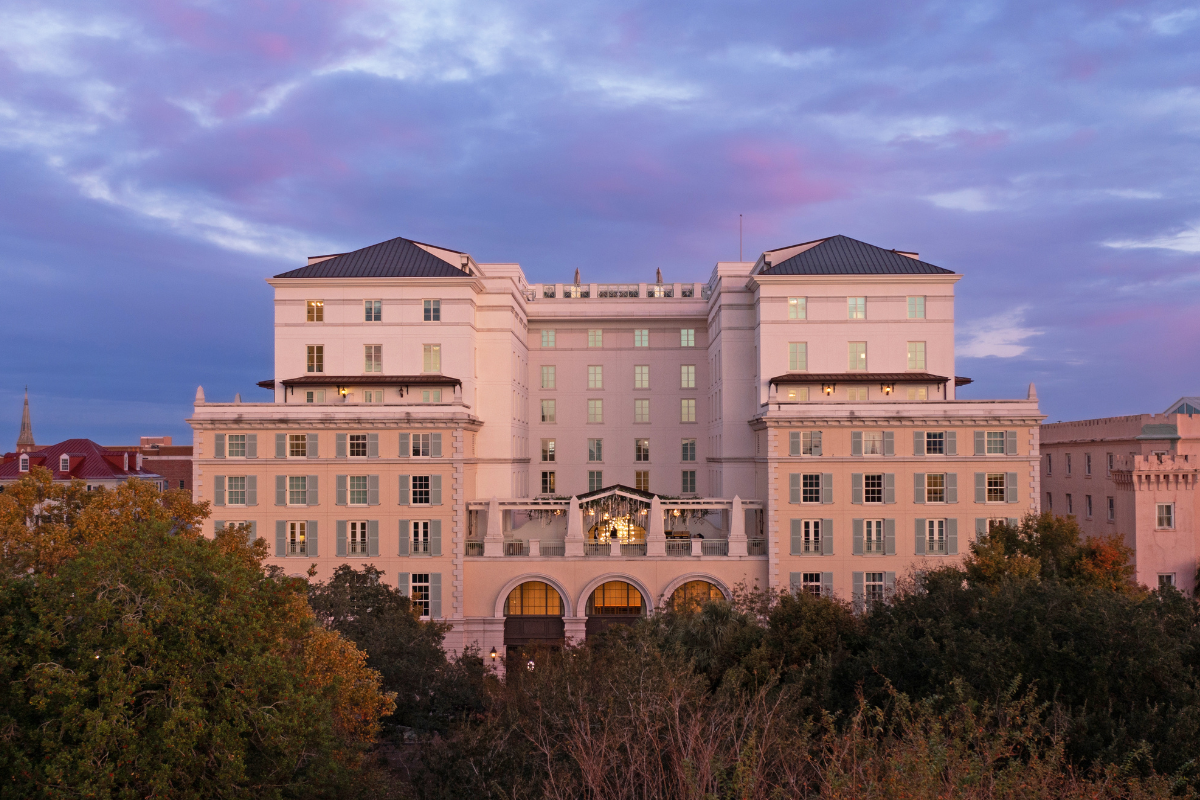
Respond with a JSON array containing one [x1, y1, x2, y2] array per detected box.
[[288, 476, 308, 505], [1066, 453, 1072, 474], [58, 454, 70, 471], [306, 390, 326, 403], [800, 572, 822, 596], [287, 521, 307, 554], [411, 476, 431, 505], [799, 520, 822, 553], [541, 400, 556, 423], [802, 474, 821, 503], [364, 344, 382, 373], [541, 365, 555, 389], [541, 439, 555, 462], [588, 399, 603, 423], [1107, 497, 1115, 521], [364, 390, 383, 402], [788, 297, 806, 320], [588, 438, 603, 462], [635, 471, 650, 492], [907, 296, 925, 319], [589, 470, 604, 492], [541, 471, 556, 494], [307, 301, 324, 322], [798, 431, 820, 455], [1107, 453, 1114, 475], [348, 521, 369, 554], [907, 342, 926, 370], [634, 365, 650, 389], [411, 520, 431, 555], [226, 476, 246, 505], [348, 475, 368, 505], [307, 345, 324, 373], [864, 572, 885, 604], [1046, 492, 1053, 511], [1085, 453, 1092, 476], [179, 480, 185, 490], [1085, 494, 1093, 518], [410, 433, 432, 457], [588, 329, 603, 348], [411, 573, 431, 618], [682, 439, 696, 462], [634, 329, 649, 347], [848, 342, 867, 371], [227, 434, 246, 457], [635, 439, 650, 462], [986, 431, 1006, 455], [926, 473, 945, 503], [848, 297, 865, 319], [1066, 493, 1073, 514], [682, 470, 696, 493], [349, 434, 368, 457], [785, 387, 809, 401], [423, 299, 440, 322], [541, 330, 556, 348], [789, 342, 807, 372], [423, 344, 441, 373], [986, 473, 1006, 503], [421, 389, 441, 403], [926, 519, 946, 554], [588, 365, 603, 389], [680, 329, 695, 347], [926, 432, 944, 455], [635, 399, 650, 423], [1154, 450, 1166, 464], [863, 474, 883, 503], [1157, 503, 1175, 529], [865, 519, 884, 553], [681, 399, 696, 423], [364, 300, 381, 322], [907, 387, 928, 400], [288, 434, 307, 457], [681, 365, 695, 389], [863, 431, 884, 455], [1046, 454, 1052, 474], [1159, 574, 1176, 590], [848, 387, 867, 401]]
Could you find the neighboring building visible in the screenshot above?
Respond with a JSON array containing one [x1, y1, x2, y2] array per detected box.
[[1041, 402, 1199, 593], [111, 437, 194, 492], [187, 233, 1042, 656], [0, 438, 163, 490]]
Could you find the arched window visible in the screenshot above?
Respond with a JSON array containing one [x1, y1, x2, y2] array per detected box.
[[670, 580, 724, 612], [505, 581, 563, 616], [586, 581, 644, 616]]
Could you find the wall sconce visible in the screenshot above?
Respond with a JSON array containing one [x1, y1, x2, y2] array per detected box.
[[490, 646, 498, 660], [822, 384, 835, 395], [881, 384, 894, 395]]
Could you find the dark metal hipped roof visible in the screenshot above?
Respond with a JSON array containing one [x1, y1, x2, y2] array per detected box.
[[769, 372, 951, 385], [278, 375, 462, 387], [761, 235, 955, 276], [274, 236, 469, 279]]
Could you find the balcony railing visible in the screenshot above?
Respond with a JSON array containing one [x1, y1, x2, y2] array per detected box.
[[543, 286, 556, 298], [747, 538, 767, 556], [465, 541, 484, 556], [665, 541, 691, 557], [504, 540, 527, 556], [564, 285, 589, 298], [598, 284, 639, 298], [701, 540, 729, 556], [540, 541, 566, 557], [621, 542, 648, 557], [647, 285, 673, 298], [584, 543, 610, 556]]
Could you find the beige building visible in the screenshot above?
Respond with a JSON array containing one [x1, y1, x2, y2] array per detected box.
[[188, 234, 1042, 656]]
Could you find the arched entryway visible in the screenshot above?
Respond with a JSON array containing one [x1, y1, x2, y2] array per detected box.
[[504, 580, 566, 656], [584, 580, 646, 637], [669, 579, 726, 612]]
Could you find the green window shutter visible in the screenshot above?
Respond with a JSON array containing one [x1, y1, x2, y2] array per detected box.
[[246, 475, 257, 506], [789, 474, 800, 503], [883, 431, 894, 456], [246, 434, 257, 459], [399, 433, 410, 458], [811, 432, 822, 456], [214, 475, 225, 506], [821, 519, 833, 554], [821, 572, 833, 597], [884, 519, 896, 555], [820, 474, 833, 504], [368, 475, 380, 505], [1006, 430, 1017, 455], [307, 434, 319, 459], [430, 574, 442, 618], [1006, 473, 1018, 503], [431, 475, 442, 505], [215, 434, 225, 459], [432, 433, 443, 458], [915, 519, 926, 555], [398, 520, 410, 555], [790, 519, 802, 555], [398, 475, 410, 505], [214, 520, 225, 533], [306, 475, 319, 506], [248, 521, 256, 542], [913, 473, 925, 504], [789, 572, 803, 593], [368, 520, 379, 557], [913, 431, 925, 456], [397, 572, 409, 597], [336, 434, 347, 459], [852, 572, 864, 613], [884, 473, 895, 504], [945, 473, 957, 504], [947, 518, 958, 555], [884, 572, 895, 598], [431, 520, 442, 556], [975, 518, 988, 537], [275, 433, 286, 458], [789, 432, 800, 456], [974, 473, 986, 503], [336, 475, 347, 506], [945, 431, 957, 455], [852, 519, 864, 554], [307, 521, 318, 556], [1007, 517, 1019, 527], [974, 431, 985, 455], [336, 521, 347, 557], [851, 431, 863, 457], [368, 433, 379, 458], [851, 473, 863, 505], [275, 520, 285, 556], [275, 475, 285, 506]]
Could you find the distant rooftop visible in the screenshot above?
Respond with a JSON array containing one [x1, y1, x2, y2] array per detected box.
[[757, 235, 955, 276], [274, 236, 473, 279], [1166, 397, 1200, 416]]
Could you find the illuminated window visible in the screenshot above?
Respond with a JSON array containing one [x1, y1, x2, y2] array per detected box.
[[680, 329, 695, 347], [681, 399, 696, 423], [788, 297, 806, 319], [847, 297, 865, 319], [635, 439, 650, 462], [588, 399, 603, 423], [680, 365, 694, 388], [588, 365, 603, 389], [588, 329, 603, 348], [634, 365, 650, 389], [541, 330, 555, 347], [422, 345, 441, 373], [635, 399, 650, 423], [306, 300, 323, 322], [505, 581, 563, 615], [541, 439, 555, 462], [848, 342, 866, 371], [635, 471, 650, 492], [541, 366, 555, 389], [907, 342, 926, 370]]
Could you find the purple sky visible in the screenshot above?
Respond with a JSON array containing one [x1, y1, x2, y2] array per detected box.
[[2, 0, 1199, 446]]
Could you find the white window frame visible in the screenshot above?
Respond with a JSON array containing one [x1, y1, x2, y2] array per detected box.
[[863, 473, 884, 504], [1107, 496, 1115, 521], [986, 473, 1006, 503], [634, 365, 650, 389], [287, 521, 308, 555], [541, 400, 556, 424], [423, 299, 440, 322], [541, 439, 555, 462], [226, 476, 247, 506], [848, 342, 867, 371], [862, 431, 884, 456], [588, 399, 603, 423], [925, 431, 945, 455], [926, 519, 946, 554], [59, 455, 70, 471], [800, 519, 822, 553], [410, 433, 432, 457], [306, 345, 323, 373], [422, 344, 441, 374], [364, 299, 381, 322], [681, 438, 696, 462], [541, 471, 556, 494], [348, 475, 369, 506], [864, 519, 885, 554], [307, 300, 324, 322], [634, 438, 650, 462], [907, 342, 926, 370], [349, 520, 370, 555], [925, 473, 945, 504], [588, 329, 603, 348], [847, 297, 865, 319], [541, 330, 555, 348], [680, 329, 695, 347], [588, 365, 603, 389], [785, 387, 809, 401], [985, 431, 1006, 455], [801, 473, 821, 503], [588, 470, 603, 492], [788, 297, 807, 320], [907, 296, 925, 319], [288, 476, 308, 506], [411, 572, 431, 618], [681, 398, 696, 423], [789, 342, 807, 372], [588, 438, 603, 462], [1157, 503, 1175, 530], [421, 389, 441, 403], [907, 387, 928, 400], [634, 329, 649, 347], [635, 399, 650, 423], [306, 390, 326, 403], [288, 434, 307, 458], [411, 476, 432, 506], [364, 344, 382, 373], [680, 365, 695, 389], [635, 470, 650, 492], [681, 470, 696, 494], [864, 572, 885, 604], [541, 365, 555, 389], [411, 521, 431, 555]]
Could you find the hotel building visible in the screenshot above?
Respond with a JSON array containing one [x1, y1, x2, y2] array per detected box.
[[188, 234, 1042, 655]]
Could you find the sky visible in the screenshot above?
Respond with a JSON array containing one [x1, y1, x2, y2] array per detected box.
[[1, 0, 1198, 446]]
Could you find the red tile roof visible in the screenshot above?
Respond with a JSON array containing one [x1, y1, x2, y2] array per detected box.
[[0, 438, 163, 483]]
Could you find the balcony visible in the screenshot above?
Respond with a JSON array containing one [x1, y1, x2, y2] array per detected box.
[[466, 541, 484, 556], [701, 540, 729, 556], [747, 538, 767, 556], [584, 543, 610, 556], [665, 541, 691, 557]]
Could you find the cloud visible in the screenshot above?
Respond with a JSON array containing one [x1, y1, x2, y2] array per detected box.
[[1150, 8, 1198, 35], [926, 188, 1000, 212], [958, 308, 1043, 359], [1104, 225, 1200, 254]]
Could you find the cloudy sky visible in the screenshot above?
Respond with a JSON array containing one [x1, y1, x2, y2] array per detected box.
[[1, 0, 1198, 445]]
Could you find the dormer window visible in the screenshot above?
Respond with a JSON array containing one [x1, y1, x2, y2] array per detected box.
[[60, 455, 70, 471], [19, 455, 29, 472]]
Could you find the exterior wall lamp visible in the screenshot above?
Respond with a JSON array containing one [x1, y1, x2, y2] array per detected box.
[[881, 384, 894, 395], [822, 384, 835, 395], [490, 647, 498, 661]]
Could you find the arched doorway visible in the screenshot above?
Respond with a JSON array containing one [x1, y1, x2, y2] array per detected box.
[[585, 580, 645, 637], [669, 579, 725, 612], [504, 581, 566, 657]]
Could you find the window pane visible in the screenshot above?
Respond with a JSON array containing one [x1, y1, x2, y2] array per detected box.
[[789, 342, 807, 372], [848, 342, 866, 371], [907, 296, 925, 319], [307, 300, 323, 322], [588, 399, 603, 423], [588, 438, 603, 462], [635, 365, 650, 389], [681, 439, 696, 461], [634, 329, 649, 347], [542, 330, 555, 347], [588, 329, 603, 347], [542, 365, 555, 389], [848, 297, 865, 319], [680, 329, 695, 347], [788, 297, 806, 320], [680, 365, 695, 388], [588, 365, 603, 389], [907, 342, 926, 370], [541, 400, 556, 423], [681, 399, 695, 423]]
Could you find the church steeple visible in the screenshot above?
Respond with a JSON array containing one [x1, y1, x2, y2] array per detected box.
[[16, 387, 35, 453]]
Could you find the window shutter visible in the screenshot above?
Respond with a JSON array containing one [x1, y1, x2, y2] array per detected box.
[[852, 572, 864, 613], [275, 475, 285, 506], [336, 520, 347, 557], [884, 519, 896, 555], [851, 473, 863, 504], [789, 474, 800, 504], [821, 572, 833, 598], [246, 475, 257, 506], [248, 521, 256, 543], [884, 572, 895, 598], [789, 432, 800, 456], [368, 475, 380, 505], [789, 572, 803, 593], [214, 475, 225, 506], [945, 473, 957, 504], [820, 474, 833, 504], [884, 473, 895, 504], [790, 519, 802, 555], [398, 520, 410, 555], [914, 431, 925, 456], [336, 475, 347, 506], [247, 435, 257, 459], [811, 432, 822, 456], [974, 473, 986, 503], [915, 519, 926, 555], [1005, 473, 1018, 503], [275, 520, 285, 556], [947, 518, 958, 555], [975, 518, 988, 537], [397, 572, 410, 597], [821, 519, 833, 554], [431, 475, 442, 505], [275, 433, 286, 458], [1005, 430, 1017, 456], [851, 431, 863, 457], [398, 476, 410, 505], [215, 434, 225, 459], [307, 434, 319, 459], [214, 520, 225, 533], [913, 473, 925, 504], [399, 433, 410, 458], [368, 520, 379, 557], [307, 521, 318, 556], [945, 431, 957, 455], [336, 434, 347, 458], [306, 475, 319, 506], [852, 519, 864, 554], [368, 433, 379, 458], [431, 520, 442, 555], [430, 573, 442, 618], [883, 431, 894, 456], [1007, 517, 1019, 527], [432, 433, 442, 458], [974, 431, 985, 455]]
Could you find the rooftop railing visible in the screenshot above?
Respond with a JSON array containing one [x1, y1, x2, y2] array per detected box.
[[598, 284, 639, 298]]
